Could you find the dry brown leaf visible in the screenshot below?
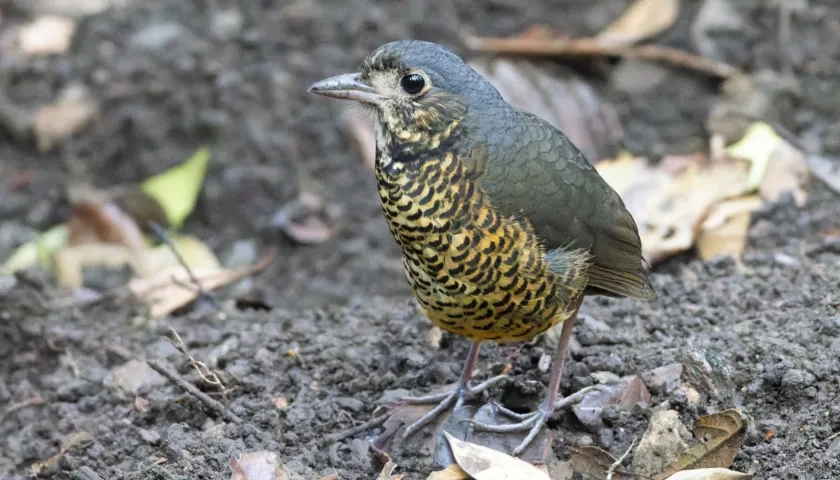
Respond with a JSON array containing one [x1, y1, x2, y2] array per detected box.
[[597, 154, 752, 265], [427, 465, 471, 480], [759, 140, 809, 206], [34, 84, 97, 152], [569, 446, 644, 479], [66, 198, 147, 251], [318, 474, 340, 480], [272, 191, 342, 245], [664, 468, 752, 480], [696, 195, 762, 262], [229, 451, 290, 480], [596, 0, 680, 47], [658, 410, 747, 478], [377, 460, 405, 480], [128, 249, 275, 318], [18, 15, 76, 55], [54, 243, 135, 289], [443, 431, 550, 480]]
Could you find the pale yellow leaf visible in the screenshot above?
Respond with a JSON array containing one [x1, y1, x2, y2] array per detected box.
[[141, 147, 210, 228], [1, 224, 68, 275], [664, 468, 752, 480], [443, 432, 550, 480], [596, 0, 680, 47], [696, 195, 762, 262], [724, 122, 781, 192], [426, 465, 470, 480]]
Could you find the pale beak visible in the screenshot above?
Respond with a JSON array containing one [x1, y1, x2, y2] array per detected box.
[[307, 72, 382, 104]]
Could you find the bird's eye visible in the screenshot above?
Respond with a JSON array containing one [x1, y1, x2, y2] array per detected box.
[[400, 73, 426, 95]]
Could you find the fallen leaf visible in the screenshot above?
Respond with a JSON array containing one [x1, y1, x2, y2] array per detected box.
[[53, 243, 135, 289], [229, 451, 290, 480], [66, 195, 147, 251], [127, 248, 275, 317], [141, 147, 210, 228], [377, 460, 405, 480], [318, 474, 339, 480], [695, 195, 762, 262], [596, 153, 753, 265], [426, 464, 470, 480], [17, 15, 76, 55], [664, 468, 752, 480], [596, 0, 680, 48], [443, 431, 550, 480], [658, 410, 748, 478], [271, 191, 342, 245], [33, 84, 97, 152], [633, 410, 693, 477], [725, 122, 809, 205], [1, 224, 68, 275], [570, 446, 643, 479]]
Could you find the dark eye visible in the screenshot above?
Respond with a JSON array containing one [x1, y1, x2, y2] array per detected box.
[[400, 73, 425, 94]]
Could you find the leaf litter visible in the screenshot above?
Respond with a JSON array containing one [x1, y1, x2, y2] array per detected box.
[[569, 409, 749, 480]]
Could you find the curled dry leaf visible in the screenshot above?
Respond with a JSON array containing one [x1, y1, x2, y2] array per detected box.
[[658, 410, 747, 479], [664, 468, 752, 480], [426, 464, 471, 480], [229, 451, 290, 480], [596, 0, 681, 48], [128, 248, 275, 318], [443, 431, 550, 480], [377, 460, 405, 480], [17, 15, 76, 55], [271, 191, 342, 245], [695, 195, 761, 263], [34, 84, 97, 152], [596, 153, 753, 265]]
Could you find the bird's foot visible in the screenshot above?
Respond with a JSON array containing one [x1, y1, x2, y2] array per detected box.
[[399, 374, 508, 439], [470, 384, 603, 456]]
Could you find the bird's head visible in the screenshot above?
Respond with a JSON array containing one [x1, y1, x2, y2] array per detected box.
[[308, 40, 501, 143]]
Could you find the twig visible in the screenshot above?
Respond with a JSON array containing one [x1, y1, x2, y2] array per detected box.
[[606, 437, 637, 480], [166, 327, 230, 402], [146, 359, 243, 424], [465, 35, 739, 78], [147, 221, 219, 309], [0, 395, 44, 422], [322, 412, 390, 444]]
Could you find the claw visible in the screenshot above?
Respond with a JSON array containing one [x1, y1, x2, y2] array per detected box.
[[470, 384, 599, 456], [398, 373, 508, 439]]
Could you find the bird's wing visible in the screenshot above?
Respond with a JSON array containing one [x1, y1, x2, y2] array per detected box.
[[469, 108, 655, 301]]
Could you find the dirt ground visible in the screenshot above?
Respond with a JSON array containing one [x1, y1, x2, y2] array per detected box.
[[2, 0, 840, 479]]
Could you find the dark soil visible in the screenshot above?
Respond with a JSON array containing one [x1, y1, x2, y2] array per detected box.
[[2, 1, 840, 479]]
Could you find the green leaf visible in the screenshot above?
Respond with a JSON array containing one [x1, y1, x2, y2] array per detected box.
[[141, 147, 210, 228], [2, 224, 68, 275]]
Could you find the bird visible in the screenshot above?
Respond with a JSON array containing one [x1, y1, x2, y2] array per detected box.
[[307, 40, 655, 456]]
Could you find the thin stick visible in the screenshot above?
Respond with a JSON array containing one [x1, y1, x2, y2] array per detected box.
[[322, 413, 390, 444], [146, 359, 243, 424], [606, 437, 638, 480], [147, 221, 219, 309], [465, 35, 738, 78]]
